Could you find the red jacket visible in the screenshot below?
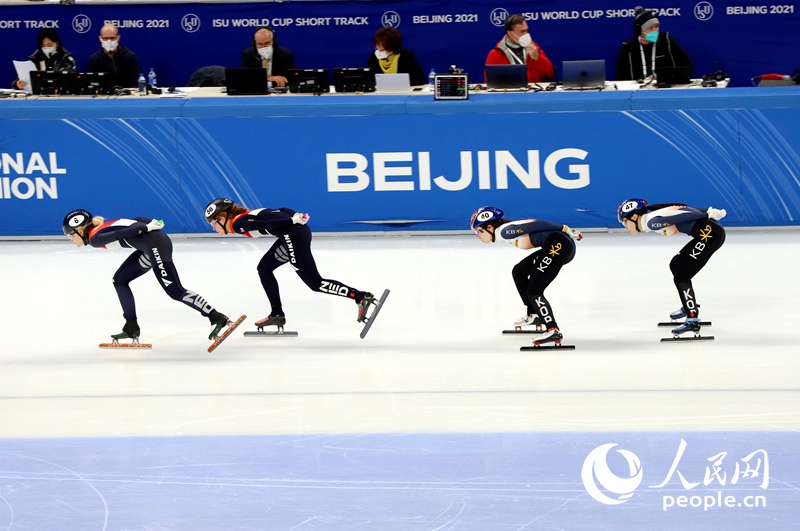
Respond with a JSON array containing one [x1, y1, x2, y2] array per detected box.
[[485, 40, 555, 83]]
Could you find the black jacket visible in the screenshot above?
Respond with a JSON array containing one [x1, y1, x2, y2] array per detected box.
[[615, 32, 692, 81], [240, 44, 296, 78], [13, 47, 76, 89], [86, 45, 141, 88], [365, 49, 426, 86]]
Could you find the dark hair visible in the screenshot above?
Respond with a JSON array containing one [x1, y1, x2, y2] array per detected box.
[[504, 14, 526, 32], [373, 27, 402, 53], [37, 28, 62, 50]]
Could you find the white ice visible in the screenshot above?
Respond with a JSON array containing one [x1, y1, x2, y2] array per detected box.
[[2, 229, 799, 439]]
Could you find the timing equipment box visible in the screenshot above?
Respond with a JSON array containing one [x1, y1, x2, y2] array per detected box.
[[434, 74, 469, 100]]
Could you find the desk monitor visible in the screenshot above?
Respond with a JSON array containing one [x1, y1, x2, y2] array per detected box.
[[434, 74, 468, 100], [30, 70, 73, 95], [562, 60, 606, 90], [224, 67, 269, 95], [74, 72, 114, 95], [485, 64, 528, 90], [375, 73, 411, 93], [333, 67, 375, 93], [655, 66, 692, 85], [287, 68, 330, 94]]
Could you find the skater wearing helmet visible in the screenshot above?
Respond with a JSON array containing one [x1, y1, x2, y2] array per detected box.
[[617, 199, 727, 336], [203, 198, 377, 332], [470, 206, 582, 346], [62, 209, 233, 344]]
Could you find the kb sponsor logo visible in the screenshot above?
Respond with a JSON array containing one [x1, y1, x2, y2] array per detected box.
[[695, 2, 714, 21], [381, 11, 400, 28], [582, 443, 644, 505], [72, 15, 91, 34], [181, 14, 201, 33], [490, 8, 510, 27]]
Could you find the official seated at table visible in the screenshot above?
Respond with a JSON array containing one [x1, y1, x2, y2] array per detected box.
[[485, 14, 554, 83], [616, 6, 692, 81], [365, 27, 426, 86], [12, 28, 76, 90], [240, 26, 296, 88], [86, 23, 140, 88]]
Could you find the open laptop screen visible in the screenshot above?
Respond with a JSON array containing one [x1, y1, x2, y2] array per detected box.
[[562, 60, 606, 90], [224, 68, 269, 95], [485, 64, 528, 90]]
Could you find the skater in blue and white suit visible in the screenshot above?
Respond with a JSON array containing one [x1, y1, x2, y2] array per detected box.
[[470, 206, 582, 345], [617, 198, 727, 336]]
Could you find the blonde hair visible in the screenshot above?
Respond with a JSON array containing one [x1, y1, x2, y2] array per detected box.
[[91, 216, 105, 226]]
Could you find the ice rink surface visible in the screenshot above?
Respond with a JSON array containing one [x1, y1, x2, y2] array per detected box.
[[1, 230, 799, 529]]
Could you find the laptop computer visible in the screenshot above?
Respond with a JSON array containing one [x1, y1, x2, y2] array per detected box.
[[655, 66, 692, 85], [375, 73, 411, 93], [562, 60, 606, 90], [224, 67, 269, 95], [485, 64, 528, 90]]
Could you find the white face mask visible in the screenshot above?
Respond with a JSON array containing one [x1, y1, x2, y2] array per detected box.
[[258, 46, 273, 60], [41, 46, 57, 58], [374, 49, 389, 60], [517, 33, 532, 48], [102, 40, 119, 53]]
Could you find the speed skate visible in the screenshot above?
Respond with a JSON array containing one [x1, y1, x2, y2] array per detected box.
[[503, 314, 544, 334], [520, 328, 575, 351], [99, 338, 152, 349], [243, 315, 298, 338], [359, 289, 390, 339], [208, 314, 247, 353], [660, 318, 714, 342]]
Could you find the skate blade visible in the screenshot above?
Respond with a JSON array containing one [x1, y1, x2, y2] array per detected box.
[[658, 321, 712, 327], [520, 344, 575, 351], [503, 328, 543, 334], [359, 289, 390, 339], [99, 340, 152, 349], [661, 335, 714, 342], [244, 329, 298, 337], [208, 314, 246, 352]]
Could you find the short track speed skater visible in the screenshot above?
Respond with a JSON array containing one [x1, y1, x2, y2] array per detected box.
[[208, 314, 247, 352], [358, 289, 390, 339]]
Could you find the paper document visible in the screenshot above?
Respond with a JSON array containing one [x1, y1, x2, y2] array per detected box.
[[13, 60, 37, 93]]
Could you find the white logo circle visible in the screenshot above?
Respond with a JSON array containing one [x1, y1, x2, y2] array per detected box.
[[72, 15, 92, 34], [621, 201, 639, 214], [181, 14, 201, 33], [581, 443, 643, 505], [205, 205, 216, 217], [69, 215, 84, 228], [477, 211, 493, 222], [382, 11, 401, 28], [490, 8, 510, 27], [694, 2, 714, 21]]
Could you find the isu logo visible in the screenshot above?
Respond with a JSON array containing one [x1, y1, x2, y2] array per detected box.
[[582, 443, 643, 505]]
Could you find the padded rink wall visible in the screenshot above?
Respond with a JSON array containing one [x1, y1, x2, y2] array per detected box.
[[1, 88, 800, 236]]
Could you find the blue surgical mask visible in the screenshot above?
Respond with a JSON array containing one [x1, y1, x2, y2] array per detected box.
[[645, 31, 659, 44]]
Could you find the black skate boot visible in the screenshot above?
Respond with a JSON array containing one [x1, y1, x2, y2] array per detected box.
[[531, 327, 563, 346], [356, 292, 374, 322], [111, 320, 140, 340], [208, 310, 230, 340], [255, 314, 287, 331]]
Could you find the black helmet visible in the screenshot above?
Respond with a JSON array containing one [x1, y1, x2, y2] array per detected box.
[[204, 198, 234, 222], [62, 208, 92, 235]]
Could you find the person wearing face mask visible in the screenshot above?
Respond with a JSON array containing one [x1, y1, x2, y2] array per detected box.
[[12, 28, 76, 90], [485, 14, 554, 84], [86, 24, 141, 88], [365, 27, 426, 86], [615, 6, 692, 81], [240, 26, 296, 88]]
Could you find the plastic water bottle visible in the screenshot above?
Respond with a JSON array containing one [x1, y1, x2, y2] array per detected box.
[[137, 73, 146, 95], [148, 68, 157, 89], [428, 68, 435, 91]]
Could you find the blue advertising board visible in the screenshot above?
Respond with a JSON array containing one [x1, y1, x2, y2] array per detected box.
[[0, 1, 798, 89], [1, 88, 800, 236]]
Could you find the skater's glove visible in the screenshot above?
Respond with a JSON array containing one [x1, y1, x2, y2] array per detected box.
[[562, 225, 583, 241], [146, 219, 165, 232], [292, 213, 310, 225], [707, 207, 727, 221]]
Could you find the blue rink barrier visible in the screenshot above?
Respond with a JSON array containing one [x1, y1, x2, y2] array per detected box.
[[1, 87, 800, 236], [0, 0, 798, 90], [0, 431, 797, 528]]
